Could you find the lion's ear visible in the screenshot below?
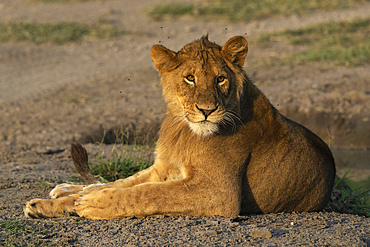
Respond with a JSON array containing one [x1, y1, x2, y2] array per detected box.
[[151, 45, 178, 73], [221, 36, 248, 67]]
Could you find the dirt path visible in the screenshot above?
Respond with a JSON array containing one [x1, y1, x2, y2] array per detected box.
[[0, 0, 369, 246]]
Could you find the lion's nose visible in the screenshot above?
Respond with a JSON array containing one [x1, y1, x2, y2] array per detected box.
[[196, 105, 218, 119]]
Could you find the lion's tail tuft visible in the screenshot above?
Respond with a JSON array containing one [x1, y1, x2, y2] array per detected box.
[[70, 142, 99, 184]]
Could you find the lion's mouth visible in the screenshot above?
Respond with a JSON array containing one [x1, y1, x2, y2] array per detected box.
[[186, 112, 223, 124], [187, 119, 219, 136]]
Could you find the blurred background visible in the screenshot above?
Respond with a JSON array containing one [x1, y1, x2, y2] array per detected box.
[[0, 0, 369, 199]]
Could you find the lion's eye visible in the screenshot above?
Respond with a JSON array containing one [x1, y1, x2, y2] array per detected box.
[[217, 76, 226, 85], [185, 75, 195, 84]]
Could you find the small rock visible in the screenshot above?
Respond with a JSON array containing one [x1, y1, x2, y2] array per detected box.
[[200, 230, 218, 236], [251, 229, 272, 239], [229, 222, 239, 228], [207, 220, 220, 225]]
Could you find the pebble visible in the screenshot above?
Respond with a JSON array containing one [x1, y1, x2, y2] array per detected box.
[[251, 229, 272, 239], [199, 230, 218, 236]]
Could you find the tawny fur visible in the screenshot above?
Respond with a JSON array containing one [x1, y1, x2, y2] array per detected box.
[[24, 35, 335, 220]]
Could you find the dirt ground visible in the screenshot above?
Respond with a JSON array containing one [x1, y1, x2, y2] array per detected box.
[[0, 0, 369, 246]]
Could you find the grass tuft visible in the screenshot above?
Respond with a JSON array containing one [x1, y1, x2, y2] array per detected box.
[[326, 170, 370, 217], [258, 18, 370, 66], [148, 3, 196, 20], [0, 22, 123, 44], [0, 220, 48, 246], [84, 144, 154, 182], [30, 0, 91, 2], [147, 0, 369, 22], [89, 155, 153, 182]]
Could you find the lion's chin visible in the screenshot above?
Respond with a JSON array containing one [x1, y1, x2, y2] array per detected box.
[[188, 121, 219, 136]]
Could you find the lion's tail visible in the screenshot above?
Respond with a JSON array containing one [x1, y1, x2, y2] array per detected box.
[[70, 142, 99, 184]]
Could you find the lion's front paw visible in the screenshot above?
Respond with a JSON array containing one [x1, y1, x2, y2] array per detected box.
[[49, 183, 85, 198], [24, 199, 61, 218], [75, 189, 123, 220], [24, 199, 48, 218], [24, 197, 77, 219]]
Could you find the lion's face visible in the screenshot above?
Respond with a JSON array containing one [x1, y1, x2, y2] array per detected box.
[[167, 54, 236, 136], [151, 36, 248, 136]]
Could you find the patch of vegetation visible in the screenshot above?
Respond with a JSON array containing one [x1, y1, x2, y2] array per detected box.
[[0, 22, 123, 44], [258, 18, 370, 66], [346, 176, 370, 195], [86, 145, 154, 182], [326, 171, 370, 217], [89, 155, 153, 182], [0, 220, 48, 247], [31, 0, 91, 3], [147, 0, 369, 22], [346, 176, 370, 207]]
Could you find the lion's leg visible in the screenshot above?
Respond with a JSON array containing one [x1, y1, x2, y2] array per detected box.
[[82, 164, 161, 193], [50, 142, 162, 199], [49, 184, 86, 198], [25, 165, 163, 218], [76, 179, 241, 220], [24, 194, 80, 218], [50, 164, 161, 199]]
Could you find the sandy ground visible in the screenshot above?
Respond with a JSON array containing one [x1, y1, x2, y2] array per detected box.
[[0, 0, 369, 246]]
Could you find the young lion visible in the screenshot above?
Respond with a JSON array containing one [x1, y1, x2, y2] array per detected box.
[[24, 35, 335, 220]]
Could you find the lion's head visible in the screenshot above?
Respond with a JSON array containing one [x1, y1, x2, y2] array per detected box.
[[151, 35, 249, 136]]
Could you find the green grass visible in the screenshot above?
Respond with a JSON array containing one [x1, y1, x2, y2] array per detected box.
[[0, 22, 123, 44], [89, 155, 153, 182], [86, 145, 154, 182], [326, 171, 370, 217], [0, 220, 48, 247], [147, 0, 369, 22], [346, 177, 370, 194], [31, 0, 91, 2], [258, 18, 370, 66], [346, 176, 370, 207]]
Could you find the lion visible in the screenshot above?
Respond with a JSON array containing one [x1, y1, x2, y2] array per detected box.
[[24, 35, 335, 220]]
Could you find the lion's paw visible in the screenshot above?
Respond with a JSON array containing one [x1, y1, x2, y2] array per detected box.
[[24, 199, 49, 218], [75, 189, 120, 220], [24, 197, 77, 219], [24, 199, 62, 218], [49, 183, 85, 198]]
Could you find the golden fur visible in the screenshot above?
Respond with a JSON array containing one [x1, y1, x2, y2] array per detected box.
[[24, 36, 335, 219]]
